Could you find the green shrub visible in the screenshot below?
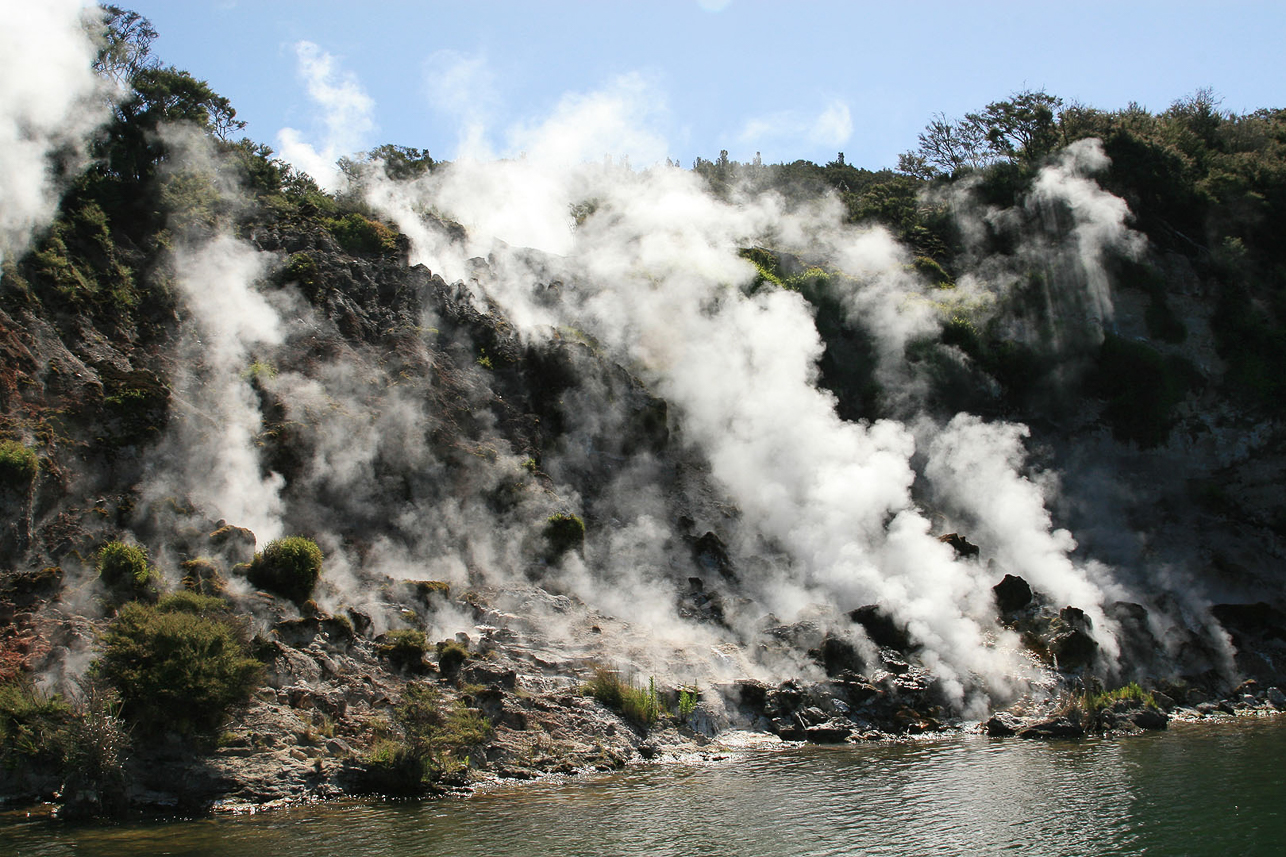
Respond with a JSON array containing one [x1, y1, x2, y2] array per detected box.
[[379, 629, 428, 671], [246, 536, 323, 603], [0, 676, 69, 770], [397, 683, 489, 769], [586, 667, 662, 730], [97, 541, 159, 597], [94, 594, 262, 735], [1092, 333, 1198, 447], [678, 686, 699, 719], [326, 213, 399, 255], [1081, 681, 1156, 714], [435, 640, 469, 675], [0, 440, 38, 489], [360, 739, 426, 795], [357, 683, 491, 794], [543, 512, 585, 559]]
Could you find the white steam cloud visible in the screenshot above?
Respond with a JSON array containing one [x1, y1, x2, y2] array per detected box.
[[352, 69, 1158, 706], [143, 234, 286, 544], [0, 0, 112, 263]]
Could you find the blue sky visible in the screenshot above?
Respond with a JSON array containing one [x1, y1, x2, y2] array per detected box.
[[134, 0, 1286, 172]]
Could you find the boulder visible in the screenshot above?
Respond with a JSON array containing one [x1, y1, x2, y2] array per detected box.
[[993, 574, 1033, 616], [849, 605, 913, 651], [985, 712, 1023, 736], [804, 722, 853, 743], [937, 532, 980, 558], [1017, 715, 1085, 740]]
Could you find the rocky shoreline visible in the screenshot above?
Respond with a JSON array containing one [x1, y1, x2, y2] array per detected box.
[[5, 569, 1285, 821]]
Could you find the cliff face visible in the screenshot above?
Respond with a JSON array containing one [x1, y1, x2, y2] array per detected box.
[[3, 112, 1286, 815]]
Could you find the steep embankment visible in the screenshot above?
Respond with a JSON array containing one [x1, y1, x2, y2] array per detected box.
[[4, 7, 1286, 817]]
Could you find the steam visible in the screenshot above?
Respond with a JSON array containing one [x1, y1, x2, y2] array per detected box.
[[0, 0, 112, 263], [348, 68, 1163, 704], [98, 43, 1184, 707], [142, 234, 286, 544]]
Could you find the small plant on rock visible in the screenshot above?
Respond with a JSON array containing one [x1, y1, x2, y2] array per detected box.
[[379, 628, 428, 671], [543, 512, 585, 559], [586, 666, 662, 730], [96, 541, 159, 599], [436, 640, 469, 676], [0, 440, 38, 490], [246, 536, 323, 603]]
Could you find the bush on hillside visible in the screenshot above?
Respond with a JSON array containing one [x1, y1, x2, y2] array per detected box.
[[246, 536, 323, 603], [94, 593, 261, 735]]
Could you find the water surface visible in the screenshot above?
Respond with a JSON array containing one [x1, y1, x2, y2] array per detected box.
[[7, 717, 1284, 856]]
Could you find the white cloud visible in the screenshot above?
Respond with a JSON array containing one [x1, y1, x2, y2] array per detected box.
[[276, 41, 376, 191], [736, 98, 853, 154], [423, 48, 500, 159]]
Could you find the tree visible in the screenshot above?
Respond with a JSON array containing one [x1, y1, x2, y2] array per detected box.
[[966, 89, 1064, 164], [913, 112, 991, 175], [94, 5, 159, 87]]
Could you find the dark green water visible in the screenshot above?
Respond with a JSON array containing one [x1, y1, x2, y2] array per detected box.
[[6, 718, 1284, 856]]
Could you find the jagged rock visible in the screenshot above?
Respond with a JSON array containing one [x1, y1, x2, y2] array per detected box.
[[208, 523, 257, 566], [1049, 627, 1098, 669], [804, 722, 852, 743], [1268, 687, 1286, 708], [810, 634, 866, 677], [463, 663, 518, 689], [986, 712, 1023, 736], [992, 574, 1033, 616], [690, 530, 735, 580], [1131, 708, 1169, 730], [937, 532, 980, 558], [849, 605, 912, 651], [1018, 715, 1085, 740]]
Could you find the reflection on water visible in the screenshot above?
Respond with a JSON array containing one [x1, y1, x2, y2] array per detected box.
[[8, 718, 1286, 857]]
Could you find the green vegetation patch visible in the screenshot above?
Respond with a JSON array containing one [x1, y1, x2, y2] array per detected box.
[[246, 536, 324, 603], [1091, 333, 1199, 448], [0, 440, 38, 489], [378, 628, 428, 672], [0, 676, 69, 771], [585, 667, 663, 731], [543, 512, 585, 559], [326, 213, 399, 255], [358, 683, 490, 794], [96, 540, 159, 598], [95, 593, 261, 735]]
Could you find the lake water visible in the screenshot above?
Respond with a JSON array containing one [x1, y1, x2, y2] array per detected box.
[[7, 717, 1285, 856]]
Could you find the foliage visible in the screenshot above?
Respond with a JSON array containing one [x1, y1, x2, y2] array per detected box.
[[0, 440, 38, 490], [359, 683, 490, 794], [96, 540, 159, 597], [1091, 334, 1199, 448], [586, 667, 662, 730], [678, 686, 699, 720], [1079, 682, 1156, 714], [246, 536, 324, 603], [543, 512, 585, 559], [326, 213, 400, 255], [0, 676, 69, 771], [28, 201, 138, 309], [94, 593, 261, 735], [435, 640, 469, 675], [366, 144, 435, 181], [378, 629, 428, 671]]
